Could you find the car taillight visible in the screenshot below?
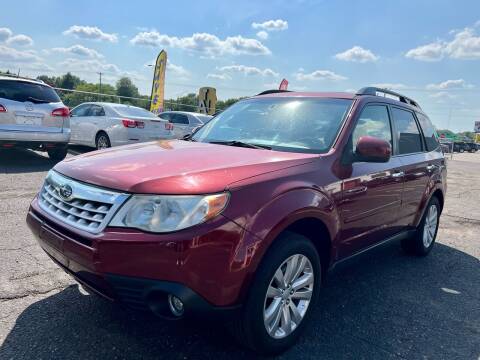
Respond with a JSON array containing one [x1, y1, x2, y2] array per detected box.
[[122, 119, 144, 128], [51, 107, 69, 117], [0, 105, 7, 112], [165, 122, 174, 131]]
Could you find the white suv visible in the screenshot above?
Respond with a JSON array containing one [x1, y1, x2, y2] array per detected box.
[[0, 76, 70, 161], [70, 102, 174, 149]]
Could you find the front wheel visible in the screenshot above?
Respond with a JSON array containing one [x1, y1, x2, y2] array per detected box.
[[401, 197, 441, 256], [229, 232, 321, 355]]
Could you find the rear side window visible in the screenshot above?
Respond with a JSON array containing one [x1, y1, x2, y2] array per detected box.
[[391, 107, 423, 154], [416, 113, 439, 151], [0, 80, 61, 103], [171, 114, 189, 124], [159, 113, 171, 121], [90, 105, 105, 116], [71, 104, 91, 117], [352, 105, 392, 152]]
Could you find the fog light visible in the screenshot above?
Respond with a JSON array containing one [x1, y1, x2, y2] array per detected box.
[[168, 294, 184, 317]]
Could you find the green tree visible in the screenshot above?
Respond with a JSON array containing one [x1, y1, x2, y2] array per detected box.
[[116, 77, 140, 99], [57, 72, 83, 90]]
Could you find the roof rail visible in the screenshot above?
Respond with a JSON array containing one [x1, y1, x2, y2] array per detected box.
[[356, 87, 421, 109], [0, 73, 45, 84], [256, 89, 292, 96]]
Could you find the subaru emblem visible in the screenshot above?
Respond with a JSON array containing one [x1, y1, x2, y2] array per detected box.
[[58, 184, 73, 200]]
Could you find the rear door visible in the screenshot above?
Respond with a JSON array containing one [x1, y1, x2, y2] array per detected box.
[[390, 106, 430, 226], [82, 105, 105, 144], [0, 79, 66, 134], [339, 104, 405, 257]]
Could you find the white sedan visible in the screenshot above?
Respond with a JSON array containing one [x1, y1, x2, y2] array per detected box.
[[70, 102, 174, 149]]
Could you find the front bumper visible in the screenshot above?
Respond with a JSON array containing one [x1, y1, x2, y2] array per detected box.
[[26, 197, 249, 315]]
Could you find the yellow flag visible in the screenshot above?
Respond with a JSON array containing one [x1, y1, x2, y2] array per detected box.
[[150, 50, 167, 114], [198, 87, 217, 115]]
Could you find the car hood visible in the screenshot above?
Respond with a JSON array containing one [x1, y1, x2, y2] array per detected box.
[[54, 140, 318, 194]]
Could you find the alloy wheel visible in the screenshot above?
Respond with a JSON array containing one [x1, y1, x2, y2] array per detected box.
[[263, 254, 314, 339], [423, 204, 438, 248], [97, 136, 109, 150]]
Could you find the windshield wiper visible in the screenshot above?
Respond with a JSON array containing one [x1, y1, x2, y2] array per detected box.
[[209, 140, 271, 150], [26, 96, 49, 104]]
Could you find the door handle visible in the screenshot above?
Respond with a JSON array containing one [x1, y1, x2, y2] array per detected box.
[[391, 171, 405, 178]]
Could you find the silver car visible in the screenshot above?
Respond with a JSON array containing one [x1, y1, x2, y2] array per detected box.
[[70, 102, 174, 149], [0, 76, 70, 160], [158, 111, 212, 138]]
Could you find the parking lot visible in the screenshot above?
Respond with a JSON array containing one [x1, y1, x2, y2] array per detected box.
[[0, 148, 479, 359]]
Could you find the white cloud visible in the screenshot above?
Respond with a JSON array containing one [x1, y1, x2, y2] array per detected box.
[[130, 31, 271, 56], [207, 73, 231, 80], [295, 69, 347, 81], [0, 27, 13, 42], [335, 46, 378, 63], [406, 22, 480, 61], [252, 19, 288, 32], [167, 62, 189, 78], [51, 45, 103, 59], [63, 25, 118, 43], [256, 31, 269, 40], [405, 41, 445, 61], [429, 92, 457, 99], [0, 45, 41, 62], [218, 64, 279, 77], [58, 58, 121, 74], [426, 79, 474, 90], [6, 34, 33, 47], [372, 83, 407, 90]]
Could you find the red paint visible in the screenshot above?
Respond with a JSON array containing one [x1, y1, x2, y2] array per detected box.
[[27, 92, 447, 308]]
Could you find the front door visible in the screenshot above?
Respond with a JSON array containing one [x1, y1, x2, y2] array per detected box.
[[338, 104, 405, 258]]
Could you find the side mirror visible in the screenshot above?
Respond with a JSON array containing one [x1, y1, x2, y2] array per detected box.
[[355, 136, 391, 163]]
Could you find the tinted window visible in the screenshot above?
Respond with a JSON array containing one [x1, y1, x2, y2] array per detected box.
[[391, 107, 423, 154], [90, 105, 105, 116], [197, 115, 213, 123], [0, 80, 61, 103], [71, 104, 91, 117], [193, 98, 353, 154], [416, 113, 439, 151], [171, 114, 189, 125], [189, 116, 202, 125], [352, 105, 392, 151], [159, 113, 171, 121], [111, 105, 157, 118]]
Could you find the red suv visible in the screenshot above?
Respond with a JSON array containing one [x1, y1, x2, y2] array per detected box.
[[27, 87, 446, 354]]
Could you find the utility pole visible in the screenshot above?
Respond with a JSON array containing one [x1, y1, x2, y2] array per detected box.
[[97, 72, 103, 101]]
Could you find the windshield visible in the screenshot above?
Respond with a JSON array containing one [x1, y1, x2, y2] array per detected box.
[[111, 105, 157, 118], [193, 97, 353, 153], [0, 80, 61, 103]]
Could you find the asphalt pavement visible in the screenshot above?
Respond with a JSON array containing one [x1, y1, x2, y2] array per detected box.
[[0, 148, 479, 359]]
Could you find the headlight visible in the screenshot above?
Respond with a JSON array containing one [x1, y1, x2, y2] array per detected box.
[[109, 193, 229, 233]]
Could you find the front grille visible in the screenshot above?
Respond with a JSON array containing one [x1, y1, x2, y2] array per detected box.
[[38, 170, 129, 233]]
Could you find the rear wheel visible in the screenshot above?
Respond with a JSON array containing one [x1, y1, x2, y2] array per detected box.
[[229, 232, 321, 355], [401, 197, 440, 256], [95, 132, 111, 150], [47, 146, 68, 161]]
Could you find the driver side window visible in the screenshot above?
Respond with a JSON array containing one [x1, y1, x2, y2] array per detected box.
[[352, 105, 392, 152]]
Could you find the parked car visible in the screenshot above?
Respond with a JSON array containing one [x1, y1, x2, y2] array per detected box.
[[70, 102, 174, 149], [465, 141, 478, 152], [0, 75, 70, 160], [27, 87, 446, 355], [158, 111, 212, 138]]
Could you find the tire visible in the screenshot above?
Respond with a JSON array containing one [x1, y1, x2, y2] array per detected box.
[[47, 146, 68, 161], [229, 232, 322, 355], [95, 132, 111, 150], [401, 197, 441, 256]]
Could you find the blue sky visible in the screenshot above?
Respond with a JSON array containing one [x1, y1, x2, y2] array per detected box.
[[1, 0, 480, 131]]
